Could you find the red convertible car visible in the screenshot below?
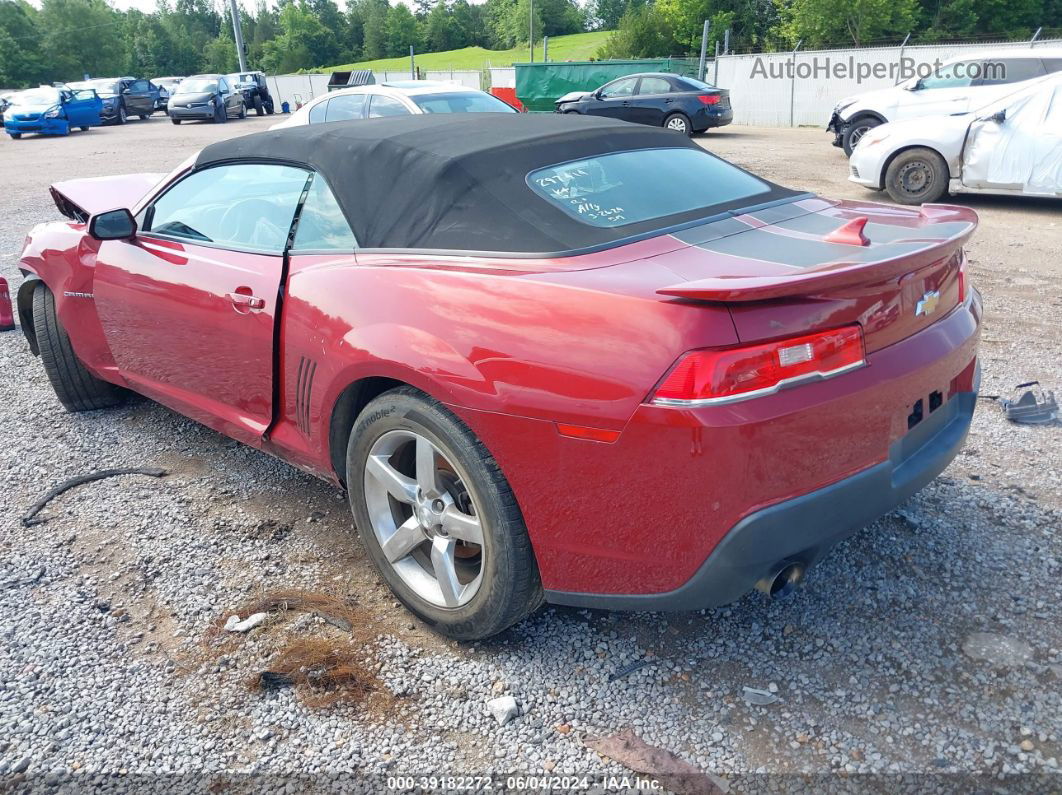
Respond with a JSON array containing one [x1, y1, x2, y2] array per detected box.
[[16, 115, 980, 639]]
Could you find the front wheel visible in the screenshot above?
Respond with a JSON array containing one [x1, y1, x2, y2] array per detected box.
[[842, 116, 880, 156], [884, 147, 949, 205], [117, 104, 127, 125], [238, 102, 246, 119], [664, 112, 692, 136], [171, 118, 181, 125], [347, 387, 543, 640], [253, 95, 264, 116], [79, 126, 89, 131], [9, 132, 21, 139], [32, 284, 125, 412]]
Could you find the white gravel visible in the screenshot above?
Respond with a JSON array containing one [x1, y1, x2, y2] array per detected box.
[[0, 119, 1060, 789]]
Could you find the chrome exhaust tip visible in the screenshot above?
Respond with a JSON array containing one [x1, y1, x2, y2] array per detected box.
[[756, 562, 806, 599]]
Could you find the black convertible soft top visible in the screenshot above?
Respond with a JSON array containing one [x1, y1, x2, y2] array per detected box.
[[196, 113, 798, 255]]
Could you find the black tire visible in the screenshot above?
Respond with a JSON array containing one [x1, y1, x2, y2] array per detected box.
[[238, 102, 246, 119], [171, 118, 181, 125], [265, 100, 274, 115], [663, 112, 692, 136], [79, 126, 89, 131], [32, 284, 125, 412], [884, 147, 949, 205], [117, 103, 127, 125], [842, 116, 880, 157], [253, 95, 264, 116], [9, 133, 21, 139], [214, 104, 227, 124], [138, 114, 149, 120], [347, 387, 543, 640]]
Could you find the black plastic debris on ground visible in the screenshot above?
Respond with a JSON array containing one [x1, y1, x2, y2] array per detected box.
[[22, 467, 169, 527], [1000, 382, 1059, 425]]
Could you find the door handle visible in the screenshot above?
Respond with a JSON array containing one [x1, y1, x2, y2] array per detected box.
[[622, 101, 630, 106], [227, 291, 265, 310]]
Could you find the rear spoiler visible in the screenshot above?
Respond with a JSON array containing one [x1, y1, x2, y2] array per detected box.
[[658, 205, 977, 303]]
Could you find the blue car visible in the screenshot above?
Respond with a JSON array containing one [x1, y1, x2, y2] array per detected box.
[[4, 86, 103, 139]]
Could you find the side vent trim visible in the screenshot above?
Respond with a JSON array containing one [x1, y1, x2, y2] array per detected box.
[[295, 356, 317, 436]]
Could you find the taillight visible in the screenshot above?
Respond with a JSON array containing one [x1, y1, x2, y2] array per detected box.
[[958, 256, 967, 304], [697, 94, 721, 105], [650, 326, 865, 406]]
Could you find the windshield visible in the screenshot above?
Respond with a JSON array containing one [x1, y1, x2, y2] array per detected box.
[[177, 79, 217, 94], [11, 87, 60, 106], [79, 79, 120, 97], [527, 148, 771, 228], [410, 92, 517, 114]]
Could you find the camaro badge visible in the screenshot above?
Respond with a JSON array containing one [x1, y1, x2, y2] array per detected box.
[[915, 290, 940, 317]]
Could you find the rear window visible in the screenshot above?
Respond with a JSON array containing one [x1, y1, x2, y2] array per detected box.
[[410, 92, 517, 114], [526, 148, 771, 228]]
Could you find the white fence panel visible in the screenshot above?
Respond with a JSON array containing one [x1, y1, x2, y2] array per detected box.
[[489, 68, 516, 89], [712, 38, 1062, 127], [422, 71, 482, 90], [267, 70, 483, 111]]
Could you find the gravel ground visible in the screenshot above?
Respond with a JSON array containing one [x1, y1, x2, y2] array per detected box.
[[0, 116, 1059, 792]]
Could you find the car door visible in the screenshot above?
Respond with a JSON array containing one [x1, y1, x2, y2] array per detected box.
[[65, 89, 101, 127], [970, 57, 1048, 104], [92, 162, 311, 445], [960, 81, 1062, 195], [894, 60, 979, 119], [324, 92, 366, 121], [631, 75, 675, 126], [123, 79, 151, 115], [217, 78, 237, 116], [583, 77, 640, 120], [366, 93, 412, 117]]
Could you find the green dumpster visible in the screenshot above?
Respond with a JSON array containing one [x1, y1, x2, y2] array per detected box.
[[514, 59, 698, 113]]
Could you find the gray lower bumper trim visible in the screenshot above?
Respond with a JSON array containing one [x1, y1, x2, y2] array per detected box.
[[545, 387, 977, 611]]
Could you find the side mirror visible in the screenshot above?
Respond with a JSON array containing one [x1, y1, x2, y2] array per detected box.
[[593, 90, 604, 100], [122, 88, 131, 95], [989, 109, 1006, 124], [88, 208, 137, 241], [906, 79, 923, 91]]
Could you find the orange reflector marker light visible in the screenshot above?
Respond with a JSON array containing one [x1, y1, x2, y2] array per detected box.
[[555, 423, 622, 443], [650, 325, 865, 407]]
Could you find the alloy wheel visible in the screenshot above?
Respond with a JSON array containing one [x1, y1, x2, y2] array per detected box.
[[363, 429, 484, 609], [848, 124, 871, 149], [666, 116, 689, 133]]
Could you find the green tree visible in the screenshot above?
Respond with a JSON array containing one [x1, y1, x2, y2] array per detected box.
[[37, 0, 126, 81], [425, 0, 455, 51], [359, 0, 390, 59], [592, 0, 649, 30], [597, 3, 681, 57], [386, 2, 418, 55], [0, 0, 48, 87], [776, 0, 919, 47]]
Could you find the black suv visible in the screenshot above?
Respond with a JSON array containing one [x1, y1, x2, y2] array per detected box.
[[226, 72, 275, 116]]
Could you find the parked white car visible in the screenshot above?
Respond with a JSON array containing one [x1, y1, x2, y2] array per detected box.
[[848, 73, 1062, 204], [270, 81, 517, 130], [828, 48, 1062, 155]]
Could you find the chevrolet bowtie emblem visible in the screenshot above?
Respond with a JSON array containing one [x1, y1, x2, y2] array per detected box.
[[915, 290, 941, 317]]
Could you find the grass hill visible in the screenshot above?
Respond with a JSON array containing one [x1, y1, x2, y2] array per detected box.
[[328, 30, 612, 73]]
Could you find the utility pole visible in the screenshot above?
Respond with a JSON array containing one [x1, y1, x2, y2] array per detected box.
[[529, 0, 534, 63], [697, 20, 710, 81], [410, 45, 415, 79], [229, 0, 247, 72], [544, 36, 549, 63]]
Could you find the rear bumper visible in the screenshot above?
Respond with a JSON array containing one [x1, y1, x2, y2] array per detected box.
[[546, 373, 978, 610], [694, 107, 733, 131]]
